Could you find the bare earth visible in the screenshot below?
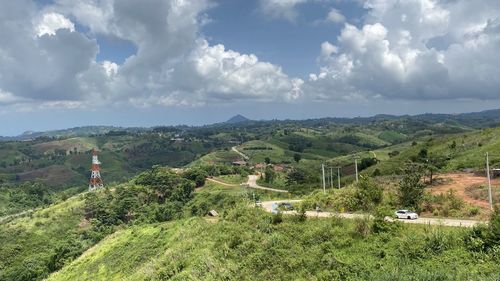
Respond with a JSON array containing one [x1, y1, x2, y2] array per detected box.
[[428, 172, 499, 209]]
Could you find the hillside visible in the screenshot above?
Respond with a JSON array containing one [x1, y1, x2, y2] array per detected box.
[[1, 163, 499, 281], [47, 208, 499, 281]]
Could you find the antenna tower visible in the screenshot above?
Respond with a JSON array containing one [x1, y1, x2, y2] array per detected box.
[[89, 149, 104, 190]]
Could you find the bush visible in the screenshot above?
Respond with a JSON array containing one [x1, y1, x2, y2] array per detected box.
[[425, 229, 451, 254], [372, 206, 399, 234], [355, 176, 382, 211], [272, 211, 283, 224], [353, 216, 371, 238]]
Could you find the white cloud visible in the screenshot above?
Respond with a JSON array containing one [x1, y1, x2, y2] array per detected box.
[[326, 8, 345, 23], [186, 40, 302, 102], [259, 0, 307, 22], [306, 0, 500, 101], [0, 89, 23, 104], [101, 61, 118, 77], [36, 12, 75, 36], [0, 0, 302, 111]]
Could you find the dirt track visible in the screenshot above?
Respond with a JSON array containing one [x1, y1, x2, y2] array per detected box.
[[428, 173, 499, 209]]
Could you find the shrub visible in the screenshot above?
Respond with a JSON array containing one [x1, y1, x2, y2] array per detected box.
[[425, 230, 450, 255], [353, 216, 371, 238], [468, 206, 480, 217], [355, 176, 382, 211], [272, 211, 283, 224]]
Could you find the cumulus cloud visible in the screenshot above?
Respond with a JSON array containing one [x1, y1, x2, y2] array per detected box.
[[306, 0, 500, 101], [0, 0, 302, 111], [326, 8, 345, 23], [259, 0, 307, 22], [36, 12, 75, 36]]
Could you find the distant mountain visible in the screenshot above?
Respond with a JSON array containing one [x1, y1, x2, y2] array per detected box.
[[0, 126, 149, 141], [3, 109, 500, 141], [226, 114, 250, 124]]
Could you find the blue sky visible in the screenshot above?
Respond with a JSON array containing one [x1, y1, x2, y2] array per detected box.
[[1, 0, 500, 136]]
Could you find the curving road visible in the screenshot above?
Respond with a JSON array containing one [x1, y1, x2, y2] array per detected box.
[[245, 175, 289, 193], [231, 146, 249, 160], [260, 200, 487, 228], [206, 177, 239, 187]]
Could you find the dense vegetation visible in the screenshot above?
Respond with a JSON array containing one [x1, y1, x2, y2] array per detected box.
[[1, 110, 500, 280], [47, 206, 499, 281]]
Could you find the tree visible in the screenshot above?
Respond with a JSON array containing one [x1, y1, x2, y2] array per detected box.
[[398, 165, 425, 210], [355, 176, 383, 211], [286, 168, 307, 185], [183, 168, 207, 187], [293, 153, 301, 163], [264, 166, 275, 183], [425, 153, 447, 184], [358, 157, 378, 171], [264, 157, 271, 165]]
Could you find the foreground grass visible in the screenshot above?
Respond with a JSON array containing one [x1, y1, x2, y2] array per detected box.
[[0, 196, 86, 280], [48, 207, 499, 281]]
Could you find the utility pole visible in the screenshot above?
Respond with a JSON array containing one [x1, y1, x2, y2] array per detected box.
[[486, 152, 493, 211], [330, 166, 333, 189], [322, 163, 326, 194], [354, 156, 359, 183], [337, 167, 341, 189]]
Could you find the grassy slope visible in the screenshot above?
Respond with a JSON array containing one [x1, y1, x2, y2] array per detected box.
[[0, 196, 85, 280], [48, 209, 499, 281]]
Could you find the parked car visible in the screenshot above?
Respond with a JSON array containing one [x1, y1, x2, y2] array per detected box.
[[395, 210, 418, 220], [278, 202, 294, 211]]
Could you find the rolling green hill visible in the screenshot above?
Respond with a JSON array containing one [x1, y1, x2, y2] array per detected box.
[[47, 208, 499, 281]]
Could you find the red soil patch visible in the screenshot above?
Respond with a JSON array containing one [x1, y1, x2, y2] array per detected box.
[[428, 172, 500, 209]]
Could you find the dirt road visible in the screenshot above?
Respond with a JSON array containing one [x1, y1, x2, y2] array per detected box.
[[206, 177, 239, 187], [260, 200, 487, 228], [231, 146, 249, 160], [246, 175, 289, 193]]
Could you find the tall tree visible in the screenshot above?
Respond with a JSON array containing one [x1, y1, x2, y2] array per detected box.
[[398, 164, 425, 210]]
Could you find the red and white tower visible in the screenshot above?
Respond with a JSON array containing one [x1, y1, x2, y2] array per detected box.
[[89, 149, 104, 190]]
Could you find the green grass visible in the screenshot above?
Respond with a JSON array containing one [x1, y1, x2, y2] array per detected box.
[[217, 174, 247, 185], [238, 140, 288, 163], [0, 195, 86, 281], [190, 149, 240, 166], [47, 208, 499, 281]]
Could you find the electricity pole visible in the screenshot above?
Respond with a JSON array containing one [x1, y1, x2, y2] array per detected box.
[[330, 166, 333, 189], [354, 156, 359, 183], [321, 163, 326, 194], [486, 152, 493, 211], [337, 167, 341, 189]]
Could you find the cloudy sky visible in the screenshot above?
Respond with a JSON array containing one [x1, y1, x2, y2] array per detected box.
[[1, 0, 500, 135]]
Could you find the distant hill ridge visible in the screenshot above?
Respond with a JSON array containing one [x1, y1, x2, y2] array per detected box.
[[2, 109, 500, 141]]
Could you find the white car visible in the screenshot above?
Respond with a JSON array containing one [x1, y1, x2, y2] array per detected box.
[[395, 210, 418, 220]]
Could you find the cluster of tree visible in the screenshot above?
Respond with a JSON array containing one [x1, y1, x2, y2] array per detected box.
[[0, 182, 53, 216], [286, 137, 313, 152], [83, 166, 196, 242]]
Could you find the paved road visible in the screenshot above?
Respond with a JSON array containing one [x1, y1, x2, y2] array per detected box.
[[246, 175, 289, 193], [231, 146, 249, 160], [261, 200, 487, 228]]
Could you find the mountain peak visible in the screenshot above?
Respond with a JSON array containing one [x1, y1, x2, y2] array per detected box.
[[226, 114, 250, 124]]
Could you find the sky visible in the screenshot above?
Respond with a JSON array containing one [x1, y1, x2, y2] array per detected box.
[[1, 0, 500, 136]]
